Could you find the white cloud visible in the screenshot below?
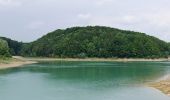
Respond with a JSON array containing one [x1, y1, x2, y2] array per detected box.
[[122, 15, 137, 23], [95, 0, 114, 6], [0, 0, 22, 6], [77, 13, 91, 19], [146, 13, 170, 27], [27, 21, 45, 30]]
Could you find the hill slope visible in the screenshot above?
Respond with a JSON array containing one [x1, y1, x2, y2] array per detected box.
[[21, 26, 170, 58]]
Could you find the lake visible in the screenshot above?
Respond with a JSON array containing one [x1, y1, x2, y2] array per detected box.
[[0, 61, 170, 100]]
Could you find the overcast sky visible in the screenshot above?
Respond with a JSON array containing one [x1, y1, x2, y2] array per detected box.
[[0, 0, 170, 42]]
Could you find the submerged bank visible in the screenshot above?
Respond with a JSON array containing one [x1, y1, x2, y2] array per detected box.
[[149, 77, 170, 96]]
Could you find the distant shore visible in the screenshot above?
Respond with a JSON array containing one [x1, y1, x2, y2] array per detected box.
[[0, 56, 169, 70], [25, 57, 170, 62]]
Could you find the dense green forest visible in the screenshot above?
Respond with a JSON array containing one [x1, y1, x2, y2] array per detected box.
[[20, 26, 170, 58], [0, 37, 23, 55], [0, 39, 11, 58]]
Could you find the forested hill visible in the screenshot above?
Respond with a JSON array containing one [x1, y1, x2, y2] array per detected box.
[[20, 26, 170, 58]]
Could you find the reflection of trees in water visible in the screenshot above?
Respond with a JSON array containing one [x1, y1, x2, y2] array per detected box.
[[0, 62, 169, 85], [18, 62, 169, 84]]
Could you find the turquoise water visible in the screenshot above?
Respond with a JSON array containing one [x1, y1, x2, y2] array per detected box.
[[0, 61, 170, 100]]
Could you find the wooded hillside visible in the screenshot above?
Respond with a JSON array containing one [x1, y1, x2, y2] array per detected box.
[[20, 26, 170, 58]]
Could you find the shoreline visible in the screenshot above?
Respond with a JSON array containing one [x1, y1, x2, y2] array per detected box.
[[0, 57, 37, 70], [0, 56, 169, 70], [25, 57, 170, 62], [0, 61, 37, 70]]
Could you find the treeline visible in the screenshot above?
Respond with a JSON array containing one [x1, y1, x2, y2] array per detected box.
[[0, 37, 23, 56], [0, 39, 11, 58], [20, 26, 170, 58]]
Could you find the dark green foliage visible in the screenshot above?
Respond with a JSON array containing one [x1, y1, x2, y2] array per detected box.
[[0, 39, 11, 58], [19, 26, 170, 58], [0, 37, 23, 55]]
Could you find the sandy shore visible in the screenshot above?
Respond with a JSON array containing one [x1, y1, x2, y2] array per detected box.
[[0, 57, 37, 70]]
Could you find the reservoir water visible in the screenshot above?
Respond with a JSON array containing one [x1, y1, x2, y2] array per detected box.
[[0, 61, 170, 100]]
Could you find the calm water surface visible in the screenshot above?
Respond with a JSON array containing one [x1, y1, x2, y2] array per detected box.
[[0, 61, 170, 100]]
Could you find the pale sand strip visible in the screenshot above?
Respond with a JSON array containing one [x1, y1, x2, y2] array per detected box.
[[25, 57, 170, 62], [0, 61, 36, 69], [0, 56, 37, 70]]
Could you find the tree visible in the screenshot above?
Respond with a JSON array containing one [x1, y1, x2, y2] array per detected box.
[[0, 39, 11, 58]]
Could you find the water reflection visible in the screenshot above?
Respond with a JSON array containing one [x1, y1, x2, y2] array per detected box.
[[0, 61, 168, 85], [0, 61, 170, 100]]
